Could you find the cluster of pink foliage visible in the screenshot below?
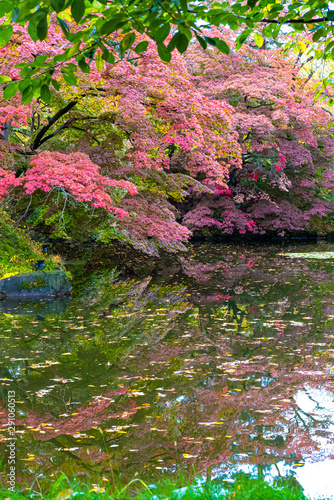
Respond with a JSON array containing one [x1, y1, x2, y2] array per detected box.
[[0, 168, 21, 200], [24, 152, 137, 216], [1, 151, 137, 215], [0, 16, 68, 80], [101, 44, 242, 184], [275, 153, 286, 172], [183, 197, 258, 235], [118, 197, 191, 255], [181, 30, 334, 236], [0, 105, 30, 128]]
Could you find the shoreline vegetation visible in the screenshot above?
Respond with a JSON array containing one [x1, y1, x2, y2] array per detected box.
[[3, 205, 334, 283], [0, 475, 330, 500], [0, 212, 63, 279]]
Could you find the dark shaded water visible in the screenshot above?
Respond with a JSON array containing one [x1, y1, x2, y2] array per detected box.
[[1, 243, 334, 498]]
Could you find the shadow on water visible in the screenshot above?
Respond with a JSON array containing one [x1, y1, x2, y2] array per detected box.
[[0, 296, 71, 317], [0, 242, 334, 497]]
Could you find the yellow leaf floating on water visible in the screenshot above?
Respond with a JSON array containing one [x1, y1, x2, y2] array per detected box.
[[182, 453, 198, 458], [56, 489, 73, 500]]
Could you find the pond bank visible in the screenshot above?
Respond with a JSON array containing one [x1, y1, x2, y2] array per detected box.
[[0, 475, 329, 500], [0, 212, 65, 279]]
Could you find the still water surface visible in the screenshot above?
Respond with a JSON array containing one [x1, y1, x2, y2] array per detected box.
[[1, 243, 334, 497]]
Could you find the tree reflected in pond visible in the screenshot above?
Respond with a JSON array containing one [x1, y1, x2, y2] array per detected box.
[[1, 244, 334, 490]]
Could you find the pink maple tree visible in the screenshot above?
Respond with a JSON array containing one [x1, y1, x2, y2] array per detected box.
[[181, 28, 334, 237]]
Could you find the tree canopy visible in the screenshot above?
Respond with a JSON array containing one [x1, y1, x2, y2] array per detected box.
[[1, 20, 334, 252], [1, 0, 334, 101]]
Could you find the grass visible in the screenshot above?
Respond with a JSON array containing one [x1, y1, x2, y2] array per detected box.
[[0, 474, 330, 500], [0, 210, 64, 279]]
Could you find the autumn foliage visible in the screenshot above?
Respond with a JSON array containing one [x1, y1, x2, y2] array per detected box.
[[1, 21, 334, 253]]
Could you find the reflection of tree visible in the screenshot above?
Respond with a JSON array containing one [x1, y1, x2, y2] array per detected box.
[[1, 245, 334, 487]]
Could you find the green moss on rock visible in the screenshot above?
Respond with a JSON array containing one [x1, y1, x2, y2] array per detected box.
[[0, 210, 43, 278]]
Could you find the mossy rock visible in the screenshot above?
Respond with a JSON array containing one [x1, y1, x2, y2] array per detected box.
[[0, 271, 72, 299]]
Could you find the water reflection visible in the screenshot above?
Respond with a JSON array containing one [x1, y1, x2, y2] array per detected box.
[[0, 296, 71, 316], [0, 244, 334, 497]]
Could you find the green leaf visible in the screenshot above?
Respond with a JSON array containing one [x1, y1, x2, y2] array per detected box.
[[101, 48, 115, 64], [61, 69, 77, 85], [154, 24, 170, 43], [40, 84, 51, 103], [120, 32, 136, 52], [273, 24, 281, 38], [3, 81, 19, 100], [36, 15, 48, 41], [235, 28, 253, 49], [67, 41, 81, 59], [157, 43, 171, 62], [312, 27, 325, 42], [180, 0, 187, 12], [328, 10, 334, 21], [54, 49, 71, 63], [314, 88, 322, 100], [18, 78, 31, 92], [0, 25, 13, 49], [0, 2, 12, 18], [195, 34, 207, 50], [175, 33, 188, 54], [95, 51, 104, 71], [0, 75, 11, 83], [203, 36, 217, 47], [101, 16, 127, 35], [325, 40, 334, 53], [51, 78, 60, 91], [51, 0, 66, 13], [21, 85, 34, 104], [167, 32, 179, 52], [34, 55, 48, 66], [215, 38, 229, 54], [57, 17, 70, 35], [71, 0, 85, 24], [77, 57, 90, 73], [134, 41, 149, 54], [254, 32, 264, 47], [244, 18, 254, 28], [84, 48, 95, 63]]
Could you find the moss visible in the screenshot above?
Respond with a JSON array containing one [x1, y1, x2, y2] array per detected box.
[[20, 279, 45, 290], [0, 210, 62, 279], [0, 210, 43, 278]]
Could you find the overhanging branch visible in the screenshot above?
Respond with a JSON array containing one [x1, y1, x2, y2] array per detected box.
[[31, 100, 78, 150], [37, 116, 100, 147]]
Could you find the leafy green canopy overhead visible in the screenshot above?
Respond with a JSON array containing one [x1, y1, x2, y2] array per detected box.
[[1, 0, 334, 100]]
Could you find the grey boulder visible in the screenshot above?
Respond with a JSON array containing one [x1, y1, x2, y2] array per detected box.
[[0, 270, 72, 299]]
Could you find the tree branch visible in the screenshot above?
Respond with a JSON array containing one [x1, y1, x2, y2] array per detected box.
[[31, 100, 78, 150], [37, 116, 100, 147], [260, 16, 327, 25]]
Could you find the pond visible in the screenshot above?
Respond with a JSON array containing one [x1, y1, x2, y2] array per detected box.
[[1, 242, 334, 498]]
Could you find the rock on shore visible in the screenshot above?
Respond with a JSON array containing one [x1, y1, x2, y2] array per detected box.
[[0, 270, 72, 299]]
